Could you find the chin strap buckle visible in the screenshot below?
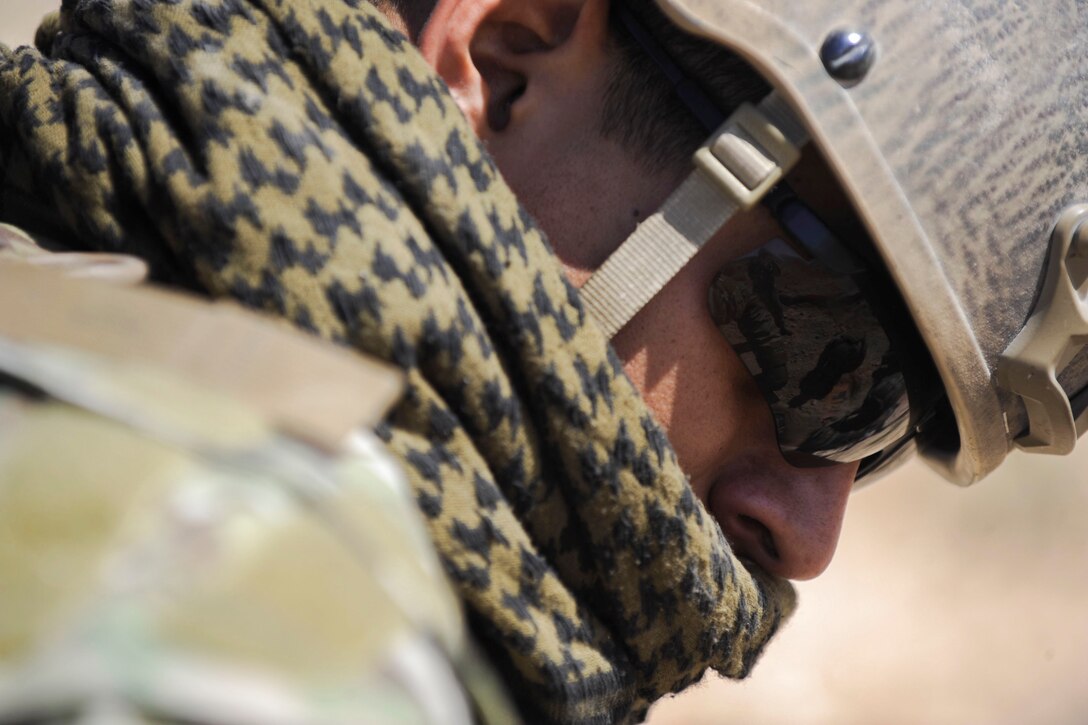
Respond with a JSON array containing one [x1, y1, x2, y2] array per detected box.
[[998, 204, 1088, 454], [694, 102, 801, 211], [581, 94, 807, 339]]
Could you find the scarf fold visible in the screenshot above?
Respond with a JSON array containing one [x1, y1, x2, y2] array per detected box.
[[0, 2, 794, 721]]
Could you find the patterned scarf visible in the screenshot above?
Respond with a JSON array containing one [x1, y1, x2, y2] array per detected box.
[[0, 1, 794, 721]]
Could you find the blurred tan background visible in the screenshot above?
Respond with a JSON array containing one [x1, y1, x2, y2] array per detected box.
[[649, 451, 1088, 725], [4, 3, 1087, 723]]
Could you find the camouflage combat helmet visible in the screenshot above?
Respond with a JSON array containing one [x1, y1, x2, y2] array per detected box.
[[582, 0, 1088, 484]]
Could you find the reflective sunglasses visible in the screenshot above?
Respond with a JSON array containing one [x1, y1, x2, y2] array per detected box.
[[616, 7, 941, 480]]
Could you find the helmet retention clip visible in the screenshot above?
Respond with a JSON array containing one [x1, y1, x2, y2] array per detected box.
[[998, 205, 1088, 455]]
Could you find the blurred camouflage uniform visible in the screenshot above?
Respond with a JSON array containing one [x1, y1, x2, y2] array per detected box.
[[0, 240, 519, 724]]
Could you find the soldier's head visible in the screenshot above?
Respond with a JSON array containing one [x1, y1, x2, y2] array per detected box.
[[384, 0, 1088, 579]]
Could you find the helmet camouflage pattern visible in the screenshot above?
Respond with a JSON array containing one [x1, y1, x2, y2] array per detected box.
[[645, 0, 1088, 483]]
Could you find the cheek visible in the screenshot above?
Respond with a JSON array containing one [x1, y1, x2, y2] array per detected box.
[[664, 328, 772, 502], [485, 95, 597, 210], [485, 126, 556, 207], [615, 266, 773, 500]]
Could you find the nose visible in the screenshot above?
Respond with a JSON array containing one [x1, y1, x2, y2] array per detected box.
[[709, 459, 857, 580]]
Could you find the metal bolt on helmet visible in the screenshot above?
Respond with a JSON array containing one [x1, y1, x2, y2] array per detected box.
[[819, 30, 876, 86]]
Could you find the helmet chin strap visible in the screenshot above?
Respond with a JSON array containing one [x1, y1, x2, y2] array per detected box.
[[580, 92, 808, 338]]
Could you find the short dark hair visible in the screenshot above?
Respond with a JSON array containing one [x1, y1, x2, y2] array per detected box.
[[374, 0, 435, 40], [600, 1, 770, 174]]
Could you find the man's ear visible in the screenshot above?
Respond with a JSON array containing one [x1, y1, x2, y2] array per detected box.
[[419, 0, 610, 137]]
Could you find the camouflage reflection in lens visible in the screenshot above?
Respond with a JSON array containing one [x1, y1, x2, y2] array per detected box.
[[709, 238, 911, 465]]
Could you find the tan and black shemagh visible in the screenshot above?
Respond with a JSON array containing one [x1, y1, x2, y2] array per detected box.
[[0, 1, 795, 722]]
